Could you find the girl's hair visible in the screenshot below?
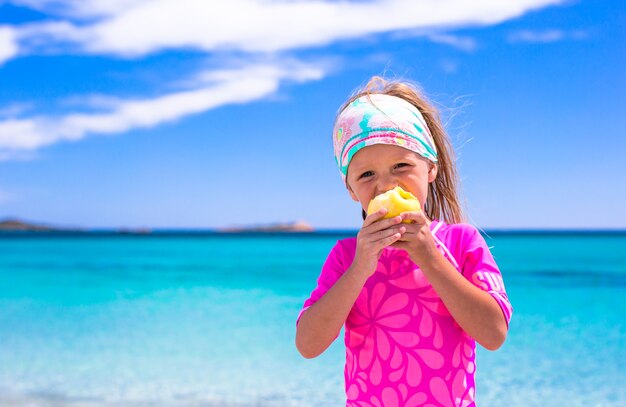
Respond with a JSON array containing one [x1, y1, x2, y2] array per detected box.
[[340, 76, 465, 224]]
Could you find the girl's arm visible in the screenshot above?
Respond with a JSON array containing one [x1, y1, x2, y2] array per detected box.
[[295, 261, 370, 358], [393, 212, 508, 351], [295, 210, 405, 359], [418, 246, 508, 350]]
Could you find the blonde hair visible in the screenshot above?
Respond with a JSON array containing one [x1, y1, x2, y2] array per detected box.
[[339, 76, 465, 224]]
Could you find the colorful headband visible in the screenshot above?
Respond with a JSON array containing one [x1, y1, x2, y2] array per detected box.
[[333, 93, 438, 182]]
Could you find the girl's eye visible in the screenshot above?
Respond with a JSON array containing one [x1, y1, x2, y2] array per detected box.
[[359, 171, 374, 179], [395, 163, 409, 169]]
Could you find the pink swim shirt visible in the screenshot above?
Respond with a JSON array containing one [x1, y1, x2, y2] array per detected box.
[[299, 221, 513, 406]]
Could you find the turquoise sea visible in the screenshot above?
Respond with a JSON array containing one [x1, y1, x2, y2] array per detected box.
[[1, 231, 625, 407]]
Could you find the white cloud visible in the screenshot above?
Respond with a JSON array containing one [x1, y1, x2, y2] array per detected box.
[[0, 26, 19, 65], [509, 29, 564, 43], [58, 94, 125, 110], [0, 61, 324, 158], [426, 33, 477, 52], [391, 29, 478, 52], [8, 0, 566, 57], [508, 29, 590, 43], [0, 102, 34, 118], [7, 0, 148, 19], [0, 0, 568, 159]]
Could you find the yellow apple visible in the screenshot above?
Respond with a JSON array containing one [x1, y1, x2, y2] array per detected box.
[[367, 186, 421, 222]]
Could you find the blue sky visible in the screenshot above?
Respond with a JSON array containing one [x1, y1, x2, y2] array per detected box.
[[0, 0, 624, 230]]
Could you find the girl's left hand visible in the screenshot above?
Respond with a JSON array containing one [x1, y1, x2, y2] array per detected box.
[[391, 211, 439, 266]]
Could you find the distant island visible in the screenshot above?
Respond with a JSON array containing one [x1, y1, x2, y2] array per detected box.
[[217, 221, 315, 233], [0, 218, 57, 232], [0, 218, 136, 233]]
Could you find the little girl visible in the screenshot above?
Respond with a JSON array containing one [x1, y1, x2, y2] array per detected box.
[[296, 77, 513, 406]]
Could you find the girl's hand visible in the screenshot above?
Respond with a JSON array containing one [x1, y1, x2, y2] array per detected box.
[[352, 208, 405, 277], [391, 211, 439, 266]]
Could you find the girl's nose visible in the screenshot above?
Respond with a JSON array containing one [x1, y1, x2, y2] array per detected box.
[[376, 176, 398, 195]]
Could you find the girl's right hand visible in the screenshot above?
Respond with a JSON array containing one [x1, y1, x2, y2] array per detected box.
[[352, 208, 406, 277]]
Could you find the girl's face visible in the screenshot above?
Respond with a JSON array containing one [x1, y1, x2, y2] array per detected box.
[[346, 144, 437, 216]]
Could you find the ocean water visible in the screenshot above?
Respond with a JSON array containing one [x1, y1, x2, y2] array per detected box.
[[0, 231, 625, 407]]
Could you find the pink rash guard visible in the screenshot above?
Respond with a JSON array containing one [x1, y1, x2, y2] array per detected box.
[[298, 221, 513, 407]]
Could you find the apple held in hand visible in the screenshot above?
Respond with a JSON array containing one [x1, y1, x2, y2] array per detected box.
[[367, 186, 421, 223]]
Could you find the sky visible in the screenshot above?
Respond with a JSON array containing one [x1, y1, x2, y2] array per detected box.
[[0, 0, 624, 230]]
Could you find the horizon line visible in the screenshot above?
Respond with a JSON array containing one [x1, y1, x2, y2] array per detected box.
[[1, 227, 626, 237]]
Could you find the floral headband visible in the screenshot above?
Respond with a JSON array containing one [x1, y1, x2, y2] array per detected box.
[[333, 93, 438, 182]]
